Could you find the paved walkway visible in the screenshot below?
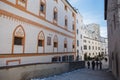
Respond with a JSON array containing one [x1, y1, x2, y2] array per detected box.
[[33, 69, 115, 80], [33, 60, 116, 80]]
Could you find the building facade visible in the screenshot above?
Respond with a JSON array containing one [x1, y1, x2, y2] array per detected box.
[[76, 13, 84, 60], [105, 0, 120, 80], [0, 0, 77, 67], [82, 23, 108, 59]]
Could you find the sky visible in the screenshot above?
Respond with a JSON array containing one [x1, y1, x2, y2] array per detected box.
[[68, 0, 107, 38]]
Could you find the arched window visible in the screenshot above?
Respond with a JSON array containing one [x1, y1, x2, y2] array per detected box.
[[72, 41, 75, 49], [40, 0, 46, 16], [12, 25, 25, 53], [53, 35, 58, 52], [37, 31, 45, 53], [53, 7, 58, 22], [53, 35, 58, 48], [64, 38, 67, 48], [89, 46, 91, 50], [64, 38, 67, 52], [72, 23, 75, 31]]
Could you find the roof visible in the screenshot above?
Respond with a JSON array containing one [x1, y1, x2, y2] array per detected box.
[[65, 0, 77, 13]]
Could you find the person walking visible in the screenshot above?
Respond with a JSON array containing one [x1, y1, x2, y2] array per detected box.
[[87, 61, 90, 69], [96, 61, 99, 70], [99, 61, 102, 70], [91, 60, 95, 70]]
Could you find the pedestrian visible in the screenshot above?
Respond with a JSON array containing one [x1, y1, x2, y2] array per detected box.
[[96, 61, 99, 70], [91, 60, 95, 70], [87, 61, 90, 69], [99, 61, 102, 70]]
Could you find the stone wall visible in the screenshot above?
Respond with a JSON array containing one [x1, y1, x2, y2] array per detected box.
[[0, 61, 85, 80], [69, 61, 85, 71], [0, 63, 69, 80]]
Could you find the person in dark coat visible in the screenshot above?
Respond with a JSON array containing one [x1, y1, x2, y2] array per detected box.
[[87, 61, 90, 69], [91, 60, 95, 70], [99, 61, 102, 70], [96, 61, 99, 70]]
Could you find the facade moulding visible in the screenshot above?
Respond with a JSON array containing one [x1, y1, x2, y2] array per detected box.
[[0, 10, 75, 39], [0, 0, 75, 35], [0, 52, 76, 58]]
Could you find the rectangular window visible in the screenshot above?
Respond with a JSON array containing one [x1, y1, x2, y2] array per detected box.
[[84, 45, 87, 50], [62, 56, 68, 62], [77, 40, 79, 47], [52, 57, 58, 62], [38, 40, 43, 47], [14, 37, 23, 45], [89, 46, 91, 50], [96, 46, 97, 50], [77, 50, 79, 53], [77, 29, 79, 34], [93, 46, 94, 50], [98, 47, 100, 50], [69, 55, 74, 62], [47, 37, 51, 45]]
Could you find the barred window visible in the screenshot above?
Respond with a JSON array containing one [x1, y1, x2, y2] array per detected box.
[[47, 37, 51, 45]]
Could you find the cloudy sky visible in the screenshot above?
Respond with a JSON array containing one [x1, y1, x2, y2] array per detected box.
[[68, 0, 107, 38]]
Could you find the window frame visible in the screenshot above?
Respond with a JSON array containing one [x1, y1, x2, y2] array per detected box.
[[47, 36, 51, 45]]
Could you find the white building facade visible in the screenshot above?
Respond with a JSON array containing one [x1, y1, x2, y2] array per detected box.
[[76, 13, 84, 60], [82, 23, 108, 59], [0, 0, 77, 67]]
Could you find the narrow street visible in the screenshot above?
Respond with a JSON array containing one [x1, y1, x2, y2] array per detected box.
[[32, 60, 115, 80]]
